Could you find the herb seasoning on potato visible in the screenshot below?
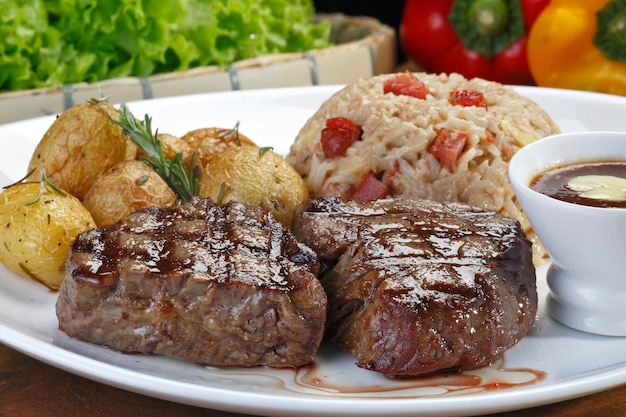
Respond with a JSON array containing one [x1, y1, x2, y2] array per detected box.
[[0, 176, 96, 289]]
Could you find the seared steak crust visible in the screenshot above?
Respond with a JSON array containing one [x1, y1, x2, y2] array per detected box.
[[56, 197, 326, 368], [292, 197, 537, 377]]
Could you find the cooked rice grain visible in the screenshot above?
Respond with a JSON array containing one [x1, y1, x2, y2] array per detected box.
[[286, 72, 560, 259]]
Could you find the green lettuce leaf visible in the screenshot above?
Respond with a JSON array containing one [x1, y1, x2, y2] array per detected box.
[[0, 0, 331, 92], [0, 0, 60, 91]]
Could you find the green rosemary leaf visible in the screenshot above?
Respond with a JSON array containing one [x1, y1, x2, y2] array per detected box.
[[43, 178, 67, 196], [216, 121, 242, 146], [114, 103, 199, 201], [19, 263, 54, 290], [25, 168, 66, 206], [216, 182, 227, 204]]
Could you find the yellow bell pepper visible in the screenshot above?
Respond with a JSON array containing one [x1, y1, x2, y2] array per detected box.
[[527, 0, 626, 95]]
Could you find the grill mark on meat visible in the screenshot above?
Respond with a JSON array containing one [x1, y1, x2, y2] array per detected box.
[[56, 197, 326, 368], [292, 196, 537, 377]]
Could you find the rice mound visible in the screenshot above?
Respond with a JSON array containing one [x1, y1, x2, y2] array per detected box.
[[286, 72, 560, 258]]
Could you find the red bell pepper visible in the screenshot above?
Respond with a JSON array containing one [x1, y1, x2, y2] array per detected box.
[[399, 0, 549, 85]]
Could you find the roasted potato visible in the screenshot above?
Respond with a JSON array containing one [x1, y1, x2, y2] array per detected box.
[[198, 146, 309, 226], [27, 101, 137, 200], [83, 160, 177, 226], [181, 127, 256, 167], [0, 182, 96, 289], [136, 133, 196, 166]]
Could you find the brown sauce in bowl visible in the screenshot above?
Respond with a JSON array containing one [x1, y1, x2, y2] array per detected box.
[[530, 161, 626, 208]]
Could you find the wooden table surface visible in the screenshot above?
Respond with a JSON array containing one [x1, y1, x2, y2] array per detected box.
[[1, 343, 625, 417]]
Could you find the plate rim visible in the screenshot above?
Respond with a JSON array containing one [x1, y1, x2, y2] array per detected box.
[[1, 84, 626, 417]]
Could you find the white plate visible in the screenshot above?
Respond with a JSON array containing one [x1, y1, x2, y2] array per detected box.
[[1, 85, 626, 417]]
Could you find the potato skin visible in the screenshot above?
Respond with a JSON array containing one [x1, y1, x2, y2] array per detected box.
[[0, 182, 96, 289], [181, 127, 256, 167], [82, 160, 177, 226], [27, 101, 136, 200], [198, 146, 308, 226]]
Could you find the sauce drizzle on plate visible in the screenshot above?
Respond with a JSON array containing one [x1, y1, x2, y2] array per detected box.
[[294, 358, 546, 397]]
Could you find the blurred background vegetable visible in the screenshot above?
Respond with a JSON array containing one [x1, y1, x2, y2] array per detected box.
[[400, 0, 549, 85], [0, 0, 331, 93], [527, 0, 626, 96]]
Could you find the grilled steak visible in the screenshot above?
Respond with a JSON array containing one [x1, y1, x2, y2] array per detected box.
[[56, 197, 326, 368], [292, 197, 537, 377]]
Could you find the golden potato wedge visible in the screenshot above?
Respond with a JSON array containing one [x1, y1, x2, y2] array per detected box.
[[27, 101, 137, 200], [0, 182, 96, 289], [83, 160, 177, 226], [198, 146, 308, 226], [181, 126, 256, 167]]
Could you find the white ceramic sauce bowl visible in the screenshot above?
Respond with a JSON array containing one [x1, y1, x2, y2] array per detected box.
[[509, 131, 626, 336]]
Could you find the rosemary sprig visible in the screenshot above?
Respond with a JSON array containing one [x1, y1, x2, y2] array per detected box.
[[3, 168, 67, 205], [114, 103, 199, 201], [19, 262, 54, 290], [216, 182, 227, 204], [28, 168, 67, 206], [216, 121, 242, 146]]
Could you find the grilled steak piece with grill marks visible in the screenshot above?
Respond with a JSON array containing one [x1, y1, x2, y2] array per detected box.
[[56, 197, 326, 368], [292, 196, 537, 377]]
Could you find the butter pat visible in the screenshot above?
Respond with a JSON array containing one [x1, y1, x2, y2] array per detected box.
[[567, 175, 626, 201]]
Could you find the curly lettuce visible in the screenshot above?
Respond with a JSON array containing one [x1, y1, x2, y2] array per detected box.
[[0, 0, 57, 91], [0, 0, 331, 92]]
